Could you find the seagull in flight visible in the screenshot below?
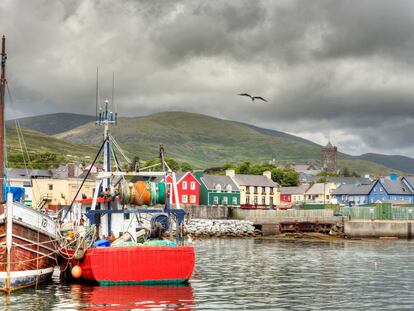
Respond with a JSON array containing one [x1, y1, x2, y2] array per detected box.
[[238, 93, 267, 102]]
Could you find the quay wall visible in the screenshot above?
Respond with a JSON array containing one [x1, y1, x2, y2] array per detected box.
[[184, 205, 230, 220], [345, 220, 414, 238], [232, 209, 344, 235]]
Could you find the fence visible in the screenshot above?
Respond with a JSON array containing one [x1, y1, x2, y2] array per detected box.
[[342, 203, 414, 220]]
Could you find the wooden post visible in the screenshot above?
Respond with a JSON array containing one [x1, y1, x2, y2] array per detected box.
[[5, 193, 13, 294]]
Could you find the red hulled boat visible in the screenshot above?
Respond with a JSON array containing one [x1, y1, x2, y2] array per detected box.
[[58, 95, 195, 285]]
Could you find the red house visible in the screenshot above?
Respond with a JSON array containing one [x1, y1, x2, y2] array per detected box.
[[166, 172, 200, 206]]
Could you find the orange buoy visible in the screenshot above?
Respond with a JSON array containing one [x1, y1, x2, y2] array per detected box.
[[71, 265, 82, 279]]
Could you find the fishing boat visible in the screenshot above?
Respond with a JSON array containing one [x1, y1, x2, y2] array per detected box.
[[58, 94, 195, 285], [0, 36, 57, 293]]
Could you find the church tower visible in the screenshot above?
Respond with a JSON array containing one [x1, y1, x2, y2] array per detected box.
[[321, 142, 337, 172]]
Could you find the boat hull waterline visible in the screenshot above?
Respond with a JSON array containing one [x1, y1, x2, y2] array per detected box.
[[0, 201, 57, 292], [61, 245, 195, 285]]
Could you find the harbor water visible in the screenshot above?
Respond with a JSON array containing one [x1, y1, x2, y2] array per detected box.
[[2, 238, 414, 310]]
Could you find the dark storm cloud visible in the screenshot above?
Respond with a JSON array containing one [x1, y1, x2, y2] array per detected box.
[[2, 0, 414, 156]]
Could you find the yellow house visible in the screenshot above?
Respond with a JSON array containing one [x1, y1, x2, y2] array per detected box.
[[304, 182, 336, 203], [32, 177, 96, 210], [226, 170, 280, 207]]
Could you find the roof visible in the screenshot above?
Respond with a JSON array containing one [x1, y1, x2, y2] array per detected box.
[[328, 177, 372, 185], [305, 183, 334, 195], [280, 185, 310, 195], [7, 168, 52, 179], [299, 172, 318, 183], [232, 174, 278, 187], [293, 164, 319, 173], [200, 175, 239, 191], [379, 179, 413, 195], [332, 184, 373, 195], [30, 169, 53, 178], [402, 176, 414, 188], [52, 165, 69, 179], [7, 168, 31, 180]]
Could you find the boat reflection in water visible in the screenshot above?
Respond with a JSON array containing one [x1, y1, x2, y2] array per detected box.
[[71, 283, 195, 310]]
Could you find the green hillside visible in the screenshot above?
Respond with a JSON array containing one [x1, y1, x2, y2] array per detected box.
[[5, 126, 97, 167], [52, 111, 395, 174], [6, 113, 95, 135], [359, 153, 414, 174]]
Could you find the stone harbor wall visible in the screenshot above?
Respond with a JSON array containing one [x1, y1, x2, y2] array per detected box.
[[184, 219, 256, 237]]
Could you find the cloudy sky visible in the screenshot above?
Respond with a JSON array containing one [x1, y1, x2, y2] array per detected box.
[[1, 0, 414, 157]]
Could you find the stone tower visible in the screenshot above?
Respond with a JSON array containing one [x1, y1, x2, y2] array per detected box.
[[321, 142, 337, 172]]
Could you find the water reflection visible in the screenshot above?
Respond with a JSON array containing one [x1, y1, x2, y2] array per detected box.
[[1, 239, 414, 310], [71, 283, 195, 310]]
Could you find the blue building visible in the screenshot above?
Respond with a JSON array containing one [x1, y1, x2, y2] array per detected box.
[[368, 179, 413, 203], [333, 177, 414, 205], [332, 184, 372, 205]]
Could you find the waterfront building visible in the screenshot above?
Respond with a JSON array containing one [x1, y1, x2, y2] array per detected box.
[[31, 164, 95, 210], [333, 177, 414, 205], [304, 182, 336, 203], [226, 170, 280, 208], [196, 172, 240, 206], [321, 142, 337, 172], [332, 184, 373, 205], [280, 184, 310, 206], [164, 172, 200, 206], [368, 178, 414, 204], [7, 168, 53, 206]]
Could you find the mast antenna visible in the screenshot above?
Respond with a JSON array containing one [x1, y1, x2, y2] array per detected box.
[[112, 72, 117, 125], [95, 67, 99, 123], [0, 35, 7, 201]]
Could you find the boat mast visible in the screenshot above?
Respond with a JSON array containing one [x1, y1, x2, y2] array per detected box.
[[97, 99, 116, 191], [0, 35, 6, 202]]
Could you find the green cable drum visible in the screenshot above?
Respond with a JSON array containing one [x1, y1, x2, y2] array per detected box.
[[156, 182, 166, 204]]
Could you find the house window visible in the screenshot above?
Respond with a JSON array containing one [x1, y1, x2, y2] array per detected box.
[[261, 197, 265, 205], [213, 196, 219, 205], [190, 195, 196, 204], [222, 197, 228, 205], [269, 187, 273, 193], [226, 184, 232, 193], [182, 182, 187, 190], [254, 196, 258, 204], [190, 182, 196, 190], [215, 184, 222, 192], [232, 197, 238, 205], [48, 184, 53, 191], [182, 195, 188, 203]]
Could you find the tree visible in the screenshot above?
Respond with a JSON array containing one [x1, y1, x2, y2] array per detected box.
[[180, 162, 193, 172], [351, 171, 360, 177], [143, 157, 180, 172], [271, 168, 284, 184], [237, 161, 251, 174], [341, 167, 351, 177], [281, 170, 300, 187]]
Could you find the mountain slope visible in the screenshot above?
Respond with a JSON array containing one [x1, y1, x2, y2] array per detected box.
[[359, 153, 414, 174], [7, 113, 95, 135], [52, 111, 393, 174], [5, 126, 97, 162]]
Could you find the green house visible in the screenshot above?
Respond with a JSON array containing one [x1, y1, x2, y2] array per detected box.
[[195, 172, 240, 206]]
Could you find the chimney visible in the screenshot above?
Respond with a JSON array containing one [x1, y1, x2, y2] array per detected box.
[[225, 169, 235, 177], [263, 170, 271, 179], [67, 163, 75, 178]]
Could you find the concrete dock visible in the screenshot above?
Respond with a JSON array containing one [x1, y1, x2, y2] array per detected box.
[[345, 220, 414, 238]]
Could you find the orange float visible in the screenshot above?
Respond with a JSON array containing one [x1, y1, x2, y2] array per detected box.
[[71, 265, 82, 279]]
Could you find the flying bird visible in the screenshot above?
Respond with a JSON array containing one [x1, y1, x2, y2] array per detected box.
[[238, 93, 267, 102]]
